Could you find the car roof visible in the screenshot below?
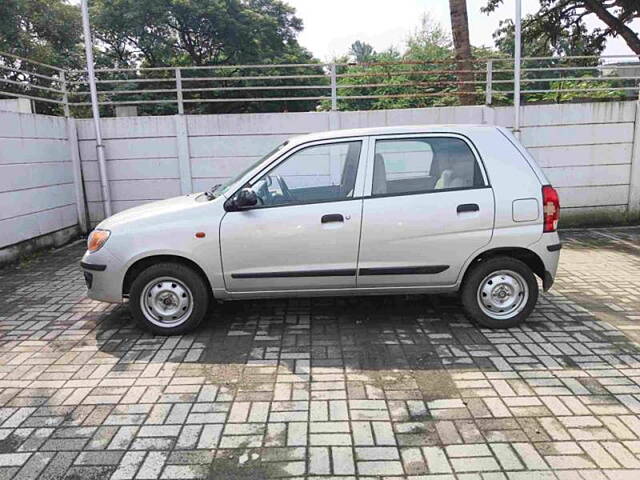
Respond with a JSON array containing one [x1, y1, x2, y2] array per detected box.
[[288, 124, 500, 145]]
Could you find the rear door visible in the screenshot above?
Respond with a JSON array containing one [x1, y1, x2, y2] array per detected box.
[[357, 134, 494, 288]]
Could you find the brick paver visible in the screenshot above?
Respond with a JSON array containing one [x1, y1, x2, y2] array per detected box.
[[0, 227, 639, 479]]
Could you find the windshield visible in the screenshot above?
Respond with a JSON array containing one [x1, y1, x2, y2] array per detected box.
[[210, 141, 289, 198]]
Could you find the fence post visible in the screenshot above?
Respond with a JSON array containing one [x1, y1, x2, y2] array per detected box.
[[67, 117, 89, 233], [60, 70, 70, 117], [513, 0, 522, 139], [330, 63, 338, 111], [175, 115, 193, 194], [629, 99, 640, 220], [485, 60, 493, 106], [175, 67, 184, 115]]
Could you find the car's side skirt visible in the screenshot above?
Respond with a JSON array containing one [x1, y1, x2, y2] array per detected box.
[[226, 284, 458, 300]]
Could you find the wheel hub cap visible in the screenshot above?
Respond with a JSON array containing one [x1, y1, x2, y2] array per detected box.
[[140, 277, 193, 327], [477, 270, 529, 320]]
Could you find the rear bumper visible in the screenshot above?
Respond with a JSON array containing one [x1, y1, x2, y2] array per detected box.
[[542, 243, 561, 290], [529, 234, 561, 292]]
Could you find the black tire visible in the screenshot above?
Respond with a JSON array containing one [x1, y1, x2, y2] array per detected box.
[[129, 262, 210, 335], [461, 256, 538, 329]]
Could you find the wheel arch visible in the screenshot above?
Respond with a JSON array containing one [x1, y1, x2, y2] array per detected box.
[[461, 247, 545, 287], [122, 254, 213, 297]]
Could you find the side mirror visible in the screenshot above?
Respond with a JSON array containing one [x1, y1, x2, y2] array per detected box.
[[229, 188, 258, 211]]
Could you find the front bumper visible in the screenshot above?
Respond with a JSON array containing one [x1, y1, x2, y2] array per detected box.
[[80, 250, 126, 303]]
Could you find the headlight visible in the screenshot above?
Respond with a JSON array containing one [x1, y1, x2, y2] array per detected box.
[[87, 229, 111, 253]]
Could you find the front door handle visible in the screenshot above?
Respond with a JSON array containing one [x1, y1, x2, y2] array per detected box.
[[321, 214, 344, 224], [457, 203, 479, 213]]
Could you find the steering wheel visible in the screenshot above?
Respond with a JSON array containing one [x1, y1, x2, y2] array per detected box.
[[253, 175, 293, 206], [273, 175, 294, 202]]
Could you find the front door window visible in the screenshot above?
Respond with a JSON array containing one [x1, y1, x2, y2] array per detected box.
[[251, 141, 362, 207]]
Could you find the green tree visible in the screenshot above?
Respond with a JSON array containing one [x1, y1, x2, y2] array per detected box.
[[0, 0, 82, 113], [405, 14, 452, 60], [349, 41, 376, 63], [483, 0, 640, 55], [91, 0, 308, 67], [0, 0, 82, 68], [89, 0, 323, 113], [0, 0, 325, 115], [327, 15, 461, 111], [488, 12, 626, 105], [490, 15, 606, 58]]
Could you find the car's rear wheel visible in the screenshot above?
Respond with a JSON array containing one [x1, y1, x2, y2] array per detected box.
[[461, 256, 538, 328], [130, 262, 209, 335]]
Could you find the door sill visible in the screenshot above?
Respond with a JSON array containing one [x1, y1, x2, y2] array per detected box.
[[226, 284, 457, 299]]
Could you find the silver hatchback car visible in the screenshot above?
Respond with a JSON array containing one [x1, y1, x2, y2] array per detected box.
[[81, 125, 561, 335]]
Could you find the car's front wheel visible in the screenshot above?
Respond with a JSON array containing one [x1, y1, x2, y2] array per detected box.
[[130, 262, 209, 335], [461, 256, 538, 329]]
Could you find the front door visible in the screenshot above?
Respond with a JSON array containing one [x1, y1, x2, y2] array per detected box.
[[357, 134, 495, 288], [220, 139, 367, 293]]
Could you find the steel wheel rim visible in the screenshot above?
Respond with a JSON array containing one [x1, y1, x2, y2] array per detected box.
[[140, 276, 193, 327], [477, 269, 529, 320]]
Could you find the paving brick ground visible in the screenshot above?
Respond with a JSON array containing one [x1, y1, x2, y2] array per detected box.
[[0, 227, 640, 479]]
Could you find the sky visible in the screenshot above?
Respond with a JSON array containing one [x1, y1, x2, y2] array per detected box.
[[284, 0, 639, 61]]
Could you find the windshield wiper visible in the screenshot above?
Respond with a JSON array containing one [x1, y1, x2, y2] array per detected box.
[[204, 184, 222, 200]]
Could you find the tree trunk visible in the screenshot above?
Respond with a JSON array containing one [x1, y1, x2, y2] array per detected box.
[[583, 0, 640, 56], [449, 0, 476, 104]]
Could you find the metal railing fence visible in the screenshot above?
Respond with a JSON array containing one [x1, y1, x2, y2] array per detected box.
[[1, 51, 639, 117], [0, 51, 71, 115]]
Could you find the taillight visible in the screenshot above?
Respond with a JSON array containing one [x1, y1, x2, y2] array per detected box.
[[542, 185, 560, 232]]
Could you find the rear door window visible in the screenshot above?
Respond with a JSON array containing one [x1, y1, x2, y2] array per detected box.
[[372, 137, 485, 196]]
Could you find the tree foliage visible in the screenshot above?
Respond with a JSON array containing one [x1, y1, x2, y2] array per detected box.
[[349, 41, 376, 63], [0, 0, 82, 68], [483, 0, 640, 55], [0, 0, 83, 114], [0, 0, 324, 114], [324, 16, 463, 111], [492, 16, 605, 58], [87, 0, 324, 114], [487, 11, 628, 105], [91, 0, 310, 67]]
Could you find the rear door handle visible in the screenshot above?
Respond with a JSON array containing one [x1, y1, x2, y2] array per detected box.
[[321, 214, 344, 224], [457, 203, 479, 213]]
